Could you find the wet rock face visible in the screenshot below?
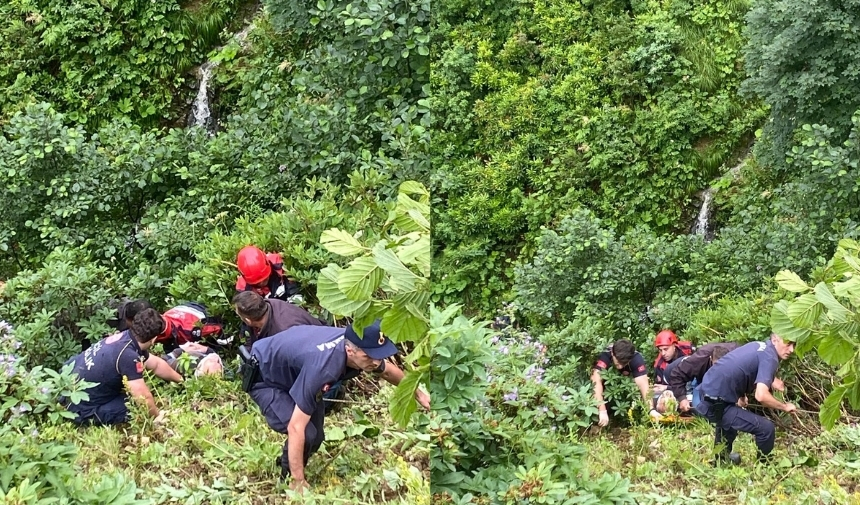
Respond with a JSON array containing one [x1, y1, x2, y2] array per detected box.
[[184, 23, 256, 135]]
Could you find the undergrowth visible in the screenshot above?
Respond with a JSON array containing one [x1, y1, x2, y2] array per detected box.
[[66, 372, 430, 504]]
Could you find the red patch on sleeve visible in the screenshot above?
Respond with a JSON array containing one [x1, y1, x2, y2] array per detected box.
[[596, 361, 608, 369], [637, 365, 646, 373], [136, 361, 144, 373]]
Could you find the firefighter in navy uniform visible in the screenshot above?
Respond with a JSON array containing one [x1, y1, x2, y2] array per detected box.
[[591, 339, 657, 426], [232, 290, 345, 412], [657, 342, 739, 414], [231, 290, 326, 350], [235, 245, 301, 303], [696, 333, 797, 465], [244, 321, 430, 492], [64, 309, 183, 426], [652, 330, 694, 392]]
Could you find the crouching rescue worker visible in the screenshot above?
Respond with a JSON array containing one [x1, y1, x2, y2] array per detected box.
[[659, 342, 739, 414], [652, 329, 694, 392], [236, 245, 302, 304], [64, 308, 183, 425], [591, 339, 656, 426], [232, 290, 326, 350], [696, 333, 796, 465], [241, 320, 431, 491]]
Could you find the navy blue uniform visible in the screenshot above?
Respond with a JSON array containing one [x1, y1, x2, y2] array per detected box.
[[666, 342, 740, 407], [66, 331, 149, 425], [249, 325, 362, 470], [696, 340, 781, 457], [594, 346, 647, 378]]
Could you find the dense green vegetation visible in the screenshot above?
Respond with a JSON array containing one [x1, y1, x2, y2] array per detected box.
[[432, 0, 766, 312], [429, 0, 860, 502], [4, 0, 860, 501], [1, 0, 431, 501]]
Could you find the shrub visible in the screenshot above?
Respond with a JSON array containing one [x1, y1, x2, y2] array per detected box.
[[0, 247, 122, 367], [430, 305, 635, 503]]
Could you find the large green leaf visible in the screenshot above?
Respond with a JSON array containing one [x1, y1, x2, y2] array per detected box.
[[389, 369, 424, 428], [407, 208, 430, 232], [849, 380, 860, 410], [430, 303, 462, 328], [317, 264, 372, 316], [830, 320, 860, 339], [393, 289, 430, 313], [338, 256, 383, 301], [842, 254, 860, 274], [818, 332, 856, 366], [373, 241, 421, 292], [382, 304, 428, 343], [320, 228, 368, 257], [820, 384, 848, 430], [770, 300, 812, 344], [396, 235, 430, 276], [814, 282, 852, 323], [834, 276, 860, 308], [785, 294, 823, 328], [775, 270, 811, 293], [352, 301, 389, 332], [398, 180, 429, 201], [389, 192, 430, 232]]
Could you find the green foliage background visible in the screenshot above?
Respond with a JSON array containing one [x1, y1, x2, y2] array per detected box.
[[432, 0, 766, 312]]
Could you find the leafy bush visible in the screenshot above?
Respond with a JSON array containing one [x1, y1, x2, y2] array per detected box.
[[0, 0, 240, 127], [169, 171, 396, 317], [771, 238, 860, 428], [0, 247, 121, 367], [0, 320, 146, 504], [317, 180, 431, 425], [743, 0, 860, 170], [430, 306, 635, 504], [431, 0, 765, 313]]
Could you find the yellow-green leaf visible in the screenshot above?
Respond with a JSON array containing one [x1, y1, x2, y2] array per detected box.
[[320, 228, 368, 257], [820, 384, 848, 430], [373, 241, 421, 292], [317, 264, 371, 316], [382, 304, 427, 343], [770, 300, 811, 344], [818, 332, 856, 366], [338, 256, 383, 301], [785, 294, 823, 328], [775, 270, 810, 293]]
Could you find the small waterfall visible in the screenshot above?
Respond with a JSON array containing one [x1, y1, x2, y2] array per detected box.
[[692, 187, 714, 237], [190, 61, 217, 131], [187, 23, 256, 133]]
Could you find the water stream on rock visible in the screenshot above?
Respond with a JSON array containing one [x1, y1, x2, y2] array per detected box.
[[690, 147, 752, 240], [188, 23, 255, 133], [692, 187, 714, 237]]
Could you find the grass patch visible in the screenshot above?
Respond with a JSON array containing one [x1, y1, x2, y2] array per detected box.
[[583, 421, 860, 504], [63, 375, 430, 504]]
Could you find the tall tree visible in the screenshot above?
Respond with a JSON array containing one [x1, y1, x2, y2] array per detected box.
[[743, 0, 860, 168]]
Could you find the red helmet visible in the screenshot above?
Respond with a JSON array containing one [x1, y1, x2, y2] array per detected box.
[[654, 330, 678, 347], [237, 246, 271, 286]]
